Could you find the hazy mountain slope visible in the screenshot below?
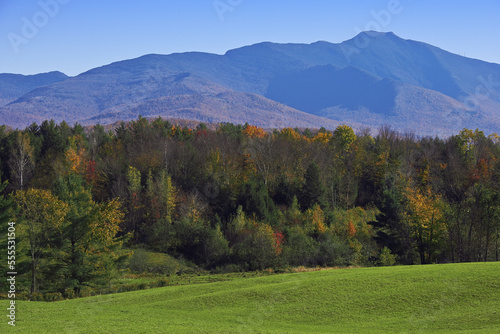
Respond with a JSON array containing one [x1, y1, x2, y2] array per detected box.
[[2, 72, 229, 125], [82, 90, 345, 130], [1, 31, 499, 135], [1, 72, 343, 130], [263, 61, 498, 136], [317, 82, 481, 137], [266, 65, 397, 115], [0, 71, 68, 106]]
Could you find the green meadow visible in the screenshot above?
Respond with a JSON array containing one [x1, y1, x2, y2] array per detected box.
[[8, 262, 500, 333]]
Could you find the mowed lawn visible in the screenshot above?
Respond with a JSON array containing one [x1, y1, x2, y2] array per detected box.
[[8, 262, 500, 333]]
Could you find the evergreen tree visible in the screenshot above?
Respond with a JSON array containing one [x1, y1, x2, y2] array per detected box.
[[238, 179, 277, 223], [54, 173, 128, 296], [0, 180, 14, 280], [371, 183, 415, 264], [300, 162, 324, 211], [273, 175, 300, 207]]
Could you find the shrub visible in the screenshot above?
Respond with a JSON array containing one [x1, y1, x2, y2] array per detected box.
[[128, 248, 150, 273], [127, 248, 192, 275], [212, 263, 247, 274], [156, 279, 168, 287], [378, 247, 397, 266], [316, 234, 354, 266], [171, 217, 230, 267], [282, 227, 319, 266], [232, 223, 277, 270], [42, 293, 64, 302]]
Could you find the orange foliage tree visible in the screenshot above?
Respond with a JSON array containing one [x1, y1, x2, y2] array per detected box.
[[242, 124, 267, 139]]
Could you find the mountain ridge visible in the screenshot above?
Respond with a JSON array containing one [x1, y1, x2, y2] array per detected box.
[[0, 71, 69, 106], [1, 31, 499, 136]]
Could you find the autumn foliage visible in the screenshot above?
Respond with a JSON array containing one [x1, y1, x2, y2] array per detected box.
[[0, 117, 499, 298]]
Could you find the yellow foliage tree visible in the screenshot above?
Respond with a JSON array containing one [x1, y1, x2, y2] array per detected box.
[[280, 127, 303, 141], [312, 131, 332, 144], [64, 135, 87, 176], [304, 204, 327, 234], [402, 181, 446, 264], [332, 125, 357, 152], [13, 188, 69, 297]]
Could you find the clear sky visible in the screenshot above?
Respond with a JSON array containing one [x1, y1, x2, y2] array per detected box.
[[1, 0, 499, 76]]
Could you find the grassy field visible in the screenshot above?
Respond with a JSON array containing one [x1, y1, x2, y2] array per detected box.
[[6, 262, 500, 333]]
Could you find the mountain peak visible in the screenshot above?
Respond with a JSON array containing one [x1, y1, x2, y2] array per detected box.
[[353, 30, 400, 40], [2, 33, 500, 137]]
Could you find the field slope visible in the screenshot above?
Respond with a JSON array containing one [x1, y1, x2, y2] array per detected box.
[[9, 263, 500, 333]]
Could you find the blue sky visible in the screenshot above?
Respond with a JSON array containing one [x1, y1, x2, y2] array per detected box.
[[1, 0, 499, 76]]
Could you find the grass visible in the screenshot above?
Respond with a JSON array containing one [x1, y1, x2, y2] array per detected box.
[[110, 270, 277, 290], [6, 262, 500, 333]]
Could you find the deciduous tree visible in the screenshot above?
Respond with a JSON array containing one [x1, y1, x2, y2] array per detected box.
[[13, 188, 68, 297], [8, 132, 34, 190]]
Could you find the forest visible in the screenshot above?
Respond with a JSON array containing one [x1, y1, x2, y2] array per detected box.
[[1, 116, 499, 298]]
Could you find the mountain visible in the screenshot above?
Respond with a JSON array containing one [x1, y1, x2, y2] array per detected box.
[[266, 65, 397, 115], [1, 31, 500, 136], [0, 71, 69, 106], [0, 71, 343, 130]]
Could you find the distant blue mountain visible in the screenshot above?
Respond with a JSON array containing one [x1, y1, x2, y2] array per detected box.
[[0, 71, 68, 106], [1, 31, 499, 136], [266, 65, 398, 115]]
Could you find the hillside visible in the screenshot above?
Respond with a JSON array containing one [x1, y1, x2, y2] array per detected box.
[[13, 263, 500, 333], [0, 71, 68, 106], [1, 32, 500, 135], [0, 72, 343, 130], [85, 91, 346, 129]]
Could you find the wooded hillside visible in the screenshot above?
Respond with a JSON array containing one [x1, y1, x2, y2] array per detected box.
[[1, 117, 499, 297]]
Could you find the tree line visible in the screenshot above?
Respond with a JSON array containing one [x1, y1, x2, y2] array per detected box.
[[1, 117, 499, 297]]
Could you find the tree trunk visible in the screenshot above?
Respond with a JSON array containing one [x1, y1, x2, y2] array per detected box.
[[428, 225, 434, 264], [467, 220, 474, 262], [449, 227, 455, 263], [31, 250, 36, 299], [418, 229, 426, 264], [484, 225, 490, 262], [456, 211, 463, 261], [495, 230, 499, 262]]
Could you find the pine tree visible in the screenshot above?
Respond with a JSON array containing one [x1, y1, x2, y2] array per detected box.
[[300, 162, 324, 211], [238, 179, 276, 223], [0, 180, 14, 281], [371, 183, 414, 265], [54, 173, 128, 296]]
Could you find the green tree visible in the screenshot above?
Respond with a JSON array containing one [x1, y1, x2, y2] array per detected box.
[[371, 181, 415, 265], [238, 179, 277, 223], [148, 170, 177, 250], [282, 226, 318, 266], [170, 216, 229, 267], [13, 188, 68, 297], [127, 165, 143, 241], [54, 173, 128, 295], [0, 180, 14, 280], [232, 221, 277, 270], [300, 162, 324, 211]]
